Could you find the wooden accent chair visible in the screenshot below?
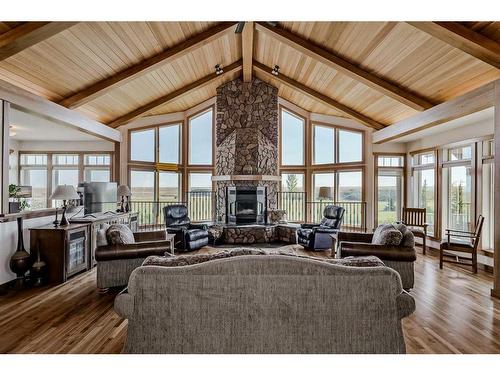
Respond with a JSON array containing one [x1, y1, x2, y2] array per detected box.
[[401, 207, 428, 255], [439, 215, 484, 274]]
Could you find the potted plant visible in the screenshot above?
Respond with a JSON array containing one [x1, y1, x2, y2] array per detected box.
[[9, 184, 30, 213]]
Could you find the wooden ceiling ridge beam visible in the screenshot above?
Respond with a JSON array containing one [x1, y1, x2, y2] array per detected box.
[[59, 22, 238, 109], [242, 22, 254, 82], [108, 60, 243, 128], [253, 60, 384, 130], [255, 22, 434, 112], [0, 22, 78, 61], [407, 22, 500, 69]]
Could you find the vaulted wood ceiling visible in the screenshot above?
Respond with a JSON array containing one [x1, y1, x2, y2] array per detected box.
[[0, 21, 499, 129]]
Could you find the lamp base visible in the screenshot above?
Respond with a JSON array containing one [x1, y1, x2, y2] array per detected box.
[[60, 204, 69, 226]]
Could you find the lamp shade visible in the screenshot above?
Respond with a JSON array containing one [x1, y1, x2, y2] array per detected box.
[[49, 185, 80, 201], [117, 185, 131, 197], [318, 186, 333, 200]]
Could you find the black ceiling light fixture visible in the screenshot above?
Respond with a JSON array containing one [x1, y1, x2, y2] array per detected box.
[[271, 65, 280, 76], [215, 64, 224, 75]]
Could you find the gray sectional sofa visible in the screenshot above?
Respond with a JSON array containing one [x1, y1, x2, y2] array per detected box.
[[114, 254, 415, 353]]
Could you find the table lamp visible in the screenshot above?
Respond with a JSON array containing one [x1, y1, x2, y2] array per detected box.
[[318, 186, 333, 201], [49, 185, 80, 226], [117, 185, 131, 213]]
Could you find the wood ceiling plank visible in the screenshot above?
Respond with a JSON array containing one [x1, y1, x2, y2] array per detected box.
[[242, 22, 254, 82], [60, 22, 237, 109], [0, 22, 77, 61], [255, 22, 434, 111], [372, 80, 496, 144], [108, 60, 242, 127], [407, 22, 500, 69], [253, 60, 384, 130]]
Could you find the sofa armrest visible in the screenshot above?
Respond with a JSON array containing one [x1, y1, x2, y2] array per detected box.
[[301, 223, 319, 229], [189, 223, 208, 230], [396, 290, 416, 319], [337, 231, 373, 243], [133, 230, 166, 242], [95, 240, 172, 261], [314, 227, 339, 234], [114, 288, 134, 319], [339, 242, 417, 262]]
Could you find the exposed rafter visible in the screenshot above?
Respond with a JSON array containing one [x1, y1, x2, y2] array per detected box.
[[108, 60, 243, 128], [407, 22, 500, 69], [253, 60, 384, 130], [0, 22, 78, 61], [242, 22, 254, 82], [59, 22, 238, 109], [255, 22, 434, 112]]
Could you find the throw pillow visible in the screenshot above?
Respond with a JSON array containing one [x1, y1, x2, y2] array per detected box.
[[372, 224, 394, 244], [106, 224, 135, 245], [372, 224, 403, 246], [96, 223, 110, 247], [394, 223, 415, 248]]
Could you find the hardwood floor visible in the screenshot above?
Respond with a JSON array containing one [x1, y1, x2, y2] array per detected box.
[[0, 248, 499, 354]]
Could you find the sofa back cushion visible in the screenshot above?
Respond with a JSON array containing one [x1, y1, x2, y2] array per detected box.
[[372, 224, 403, 246], [107, 224, 135, 245]]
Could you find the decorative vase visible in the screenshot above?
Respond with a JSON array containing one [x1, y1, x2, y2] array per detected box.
[[9, 217, 32, 289], [30, 241, 47, 287]]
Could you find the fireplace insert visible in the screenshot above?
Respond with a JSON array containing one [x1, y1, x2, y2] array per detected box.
[[227, 186, 267, 225]]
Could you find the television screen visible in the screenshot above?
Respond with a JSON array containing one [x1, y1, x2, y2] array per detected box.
[[79, 182, 117, 215]]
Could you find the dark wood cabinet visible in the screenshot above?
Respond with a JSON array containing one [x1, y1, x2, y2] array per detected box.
[[30, 212, 139, 284], [30, 224, 90, 284]]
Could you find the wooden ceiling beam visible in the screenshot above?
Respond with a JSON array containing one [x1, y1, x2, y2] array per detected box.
[[108, 60, 243, 128], [60, 22, 238, 109], [254, 60, 384, 130], [372, 80, 496, 144], [0, 22, 78, 61], [255, 22, 434, 112], [242, 22, 254, 82], [407, 22, 500, 69]]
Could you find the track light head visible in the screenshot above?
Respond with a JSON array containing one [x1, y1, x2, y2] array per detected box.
[[215, 64, 224, 75], [271, 65, 280, 76]]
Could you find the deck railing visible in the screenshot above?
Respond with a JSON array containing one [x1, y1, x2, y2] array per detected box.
[[278, 192, 367, 232]]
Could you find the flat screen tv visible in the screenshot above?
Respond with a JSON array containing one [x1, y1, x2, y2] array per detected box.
[[78, 182, 117, 215]]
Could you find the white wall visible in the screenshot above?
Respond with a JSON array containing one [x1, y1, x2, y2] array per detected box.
[[16, 140, 114, 152]]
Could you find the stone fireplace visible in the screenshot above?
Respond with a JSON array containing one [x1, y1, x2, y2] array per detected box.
[[213, 77, 279, 224]]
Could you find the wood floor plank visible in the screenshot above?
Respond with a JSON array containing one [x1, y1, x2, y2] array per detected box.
[[0, 246, 499, 354]]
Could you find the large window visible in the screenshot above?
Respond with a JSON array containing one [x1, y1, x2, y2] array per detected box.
[[411, 151, 436, 236], [20, 154, 48, 210], [19, 152, 112, 210], [313, 125, 334, 165], [442, 145, 473, 233], [189, 109, 213, 165], [339, 130, 363, 163], [376, 155, 404, 225], [159, 124, 181, 164], [281, 109, 305, 166], [481, 140, 494, 251], [280, 173, 305, 222], [130, 128, 155, 163]]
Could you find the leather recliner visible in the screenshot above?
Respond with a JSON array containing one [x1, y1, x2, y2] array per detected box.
[[297, 205, 345, 250], [164, 204, 209, 251]]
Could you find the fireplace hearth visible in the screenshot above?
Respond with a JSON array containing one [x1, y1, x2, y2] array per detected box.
[[227, 186, 267, 225]]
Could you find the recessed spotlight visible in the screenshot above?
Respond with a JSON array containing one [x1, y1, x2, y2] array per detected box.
[[271, 65, 280, 76], [215, 64, 224, 75]]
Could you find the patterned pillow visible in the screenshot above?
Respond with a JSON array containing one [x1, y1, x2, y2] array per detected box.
[[106, 224, 135, 245], [96, 223, 110, 247], [372, 224, 403, 246], [394, 223, 415, 248]]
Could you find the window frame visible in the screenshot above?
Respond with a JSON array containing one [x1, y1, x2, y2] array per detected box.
[[374, 153, 406, 227], [18, 151, 114, 209], [279, 107, 307, 167]]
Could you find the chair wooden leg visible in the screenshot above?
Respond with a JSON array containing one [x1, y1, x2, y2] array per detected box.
[[439, 247, 443, 269], [473, 252, 478, 274], [422, 235, 426, 255]]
